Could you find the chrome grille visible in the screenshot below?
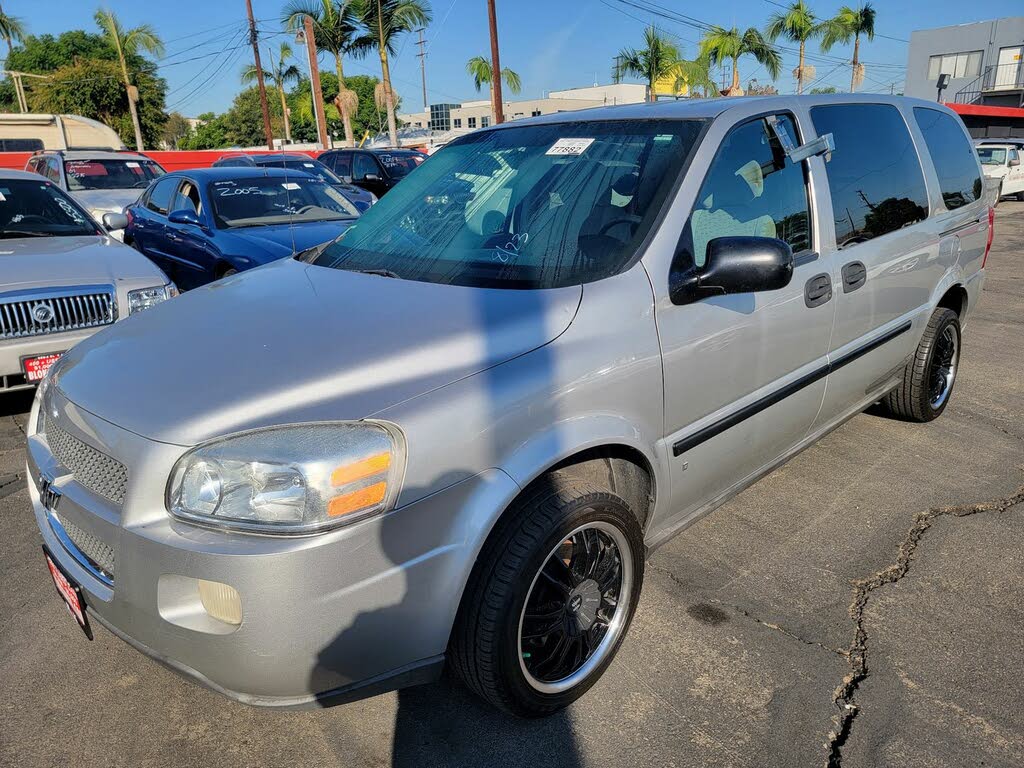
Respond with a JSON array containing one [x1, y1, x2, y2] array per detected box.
[[0, 287, 116, 340], [47, 419, 128, 507], [56, 514, 116, 579]]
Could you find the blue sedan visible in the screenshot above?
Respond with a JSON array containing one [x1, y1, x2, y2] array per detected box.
[[125, 167, 358, 290]]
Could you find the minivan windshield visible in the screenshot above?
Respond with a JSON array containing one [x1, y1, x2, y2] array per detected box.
[[977, 147, 1007, 165], [311, 119, 705, 288], [259, 157, 345, 185], [64, 158, 165, 190]]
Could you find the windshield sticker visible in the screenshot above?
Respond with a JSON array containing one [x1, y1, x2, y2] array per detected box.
[[282, 182, 300, 190], [546, 138, 594, 157], [217, 186, 260, 197], [56, 199, 86, 223], [303, 163, 315, 167], [126, 161, 140, 168], [494, 232, 528, 263]]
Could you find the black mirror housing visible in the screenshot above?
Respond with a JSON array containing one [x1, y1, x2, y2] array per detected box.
[[670, 236, 795, 305]]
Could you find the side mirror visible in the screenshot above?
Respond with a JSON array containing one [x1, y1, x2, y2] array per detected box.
[[362, 173, 381, 182], [168, 209, 202, 227], [102, 212, 128, 231], [1010, 157, 1021, 167], [670, 236, 794, 305]]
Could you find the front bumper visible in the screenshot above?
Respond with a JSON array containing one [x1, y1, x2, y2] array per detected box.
[[27, 389, 518, 706], [1, 328, 104, 393]]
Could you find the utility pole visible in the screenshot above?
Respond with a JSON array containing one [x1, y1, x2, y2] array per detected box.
[[245, 0, 275, 150], [486, 0, 504, 124], [303, 16, 329, 150], [415, 28, 428, 111]]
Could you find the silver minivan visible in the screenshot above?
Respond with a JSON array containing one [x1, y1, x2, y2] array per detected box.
[[27, 96, 990, 716]]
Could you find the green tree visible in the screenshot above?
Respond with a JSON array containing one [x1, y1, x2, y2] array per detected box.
[[766, 1, 826, 95], [243, 42, 301, 144], [162, 111, 192, 149], [810, 85, 839, 94], [178, 112, 228, 150], [220, 86, 277, 147], [28, 59, 166, 148], [466, 55, 520, 121], [700, 26, 782, 96], [618, 26, 716, 100], [354, 0, 431, 147], [283, 0, 370, 147], [0, 30, 165, 116], [821, 3, 876, 92], [288, 72, 388, 145], [94, 9, 165, 150], [0, 1, 26, 55]]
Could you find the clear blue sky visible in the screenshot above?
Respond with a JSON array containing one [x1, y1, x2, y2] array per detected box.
[[4, 0, 1022, 116]]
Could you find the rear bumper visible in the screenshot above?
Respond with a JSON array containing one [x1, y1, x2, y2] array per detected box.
[[26, 400, 518, 705]]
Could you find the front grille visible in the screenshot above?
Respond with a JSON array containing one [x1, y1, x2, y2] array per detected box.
[[47, 419, 128, 507], [0, 288, 115, 340], [57, 514, 116, 579]]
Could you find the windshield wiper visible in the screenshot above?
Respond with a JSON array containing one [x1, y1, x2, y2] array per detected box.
[[0, 230, 55, 238], [352, 268, 401, 279]]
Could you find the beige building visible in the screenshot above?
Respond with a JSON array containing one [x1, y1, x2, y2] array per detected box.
[[399, 83, 647, 135]]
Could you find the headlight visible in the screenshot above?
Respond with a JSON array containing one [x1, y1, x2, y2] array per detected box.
[[128, 284, 177, 315], [167, 422, 405, 534]]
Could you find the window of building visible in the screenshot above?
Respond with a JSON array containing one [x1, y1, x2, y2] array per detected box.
[[810, 104, 929, 248], [682, 113, 812, 267], [468, 117, 477, 129], [927, 51, 983, 80], [454, 118, 462, 128], [912, 107, 982, 210], [531, 110, 542, 117], [481, 116, 490, 128]]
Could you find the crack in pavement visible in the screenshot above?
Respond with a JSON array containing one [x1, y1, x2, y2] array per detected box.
[[648, 563, 848, 657], [0, 472, 23, 500], [823, 482, 1024, 768]]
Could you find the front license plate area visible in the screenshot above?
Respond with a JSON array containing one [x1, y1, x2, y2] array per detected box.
[[22, 352, 64, 382], [42, 546, 93, 640]]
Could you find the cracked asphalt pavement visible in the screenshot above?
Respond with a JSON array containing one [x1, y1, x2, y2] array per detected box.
[[2, 202, 1023, 768]]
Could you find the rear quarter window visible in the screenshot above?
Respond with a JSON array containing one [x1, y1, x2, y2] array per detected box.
[[810, 103, 929, 249], [912, 108, 983, 211]]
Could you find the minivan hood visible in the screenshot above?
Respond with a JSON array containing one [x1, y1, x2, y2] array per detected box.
[[72, 189, 141, 213], [56, 258, 581, 445], [0, 235, 167, 291]]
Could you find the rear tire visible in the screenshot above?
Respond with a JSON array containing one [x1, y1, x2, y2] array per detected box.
[[1016, 190, 1024, 202], [449, 471, 644, 717], [883, 308, 961, 422]]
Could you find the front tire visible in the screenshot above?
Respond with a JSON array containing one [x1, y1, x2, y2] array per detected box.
[[883, 308, 961, 422], [450, 472, 644, 717]]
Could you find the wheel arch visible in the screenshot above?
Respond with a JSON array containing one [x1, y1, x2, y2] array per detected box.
[[936, 283, 968, 319]]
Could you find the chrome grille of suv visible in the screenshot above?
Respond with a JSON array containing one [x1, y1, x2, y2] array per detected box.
[[56, 514, 116, 579], [47, 418, 128, 507], [0, 287, 116, 340]]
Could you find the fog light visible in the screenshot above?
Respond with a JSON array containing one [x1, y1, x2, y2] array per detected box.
[[198, 579, 242, 625]]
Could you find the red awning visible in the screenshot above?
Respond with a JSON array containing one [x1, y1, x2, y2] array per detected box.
[[944, 103, 1024, 118]]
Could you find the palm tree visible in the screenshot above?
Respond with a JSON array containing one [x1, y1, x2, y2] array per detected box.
[[283, 0, 369, 147], [700, 26, 782, 96], [466, 55, 521, 121], [94, 9, 164, 151], [766, 1, 825, 95], [354, 0, 432, 147], [617, 26, 680, 102], [821, 3, 876, 92], [0, 2, 26, 55], [243, 42, 302, 144], [673, 54, 718, 99]]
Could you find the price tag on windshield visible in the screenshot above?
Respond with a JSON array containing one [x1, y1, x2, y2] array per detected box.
[[546, 138, 594, 156]]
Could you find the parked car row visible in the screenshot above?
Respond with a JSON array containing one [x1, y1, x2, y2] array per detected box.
[[975, 139, 1024, 202], [17, 96, 993, 718]]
